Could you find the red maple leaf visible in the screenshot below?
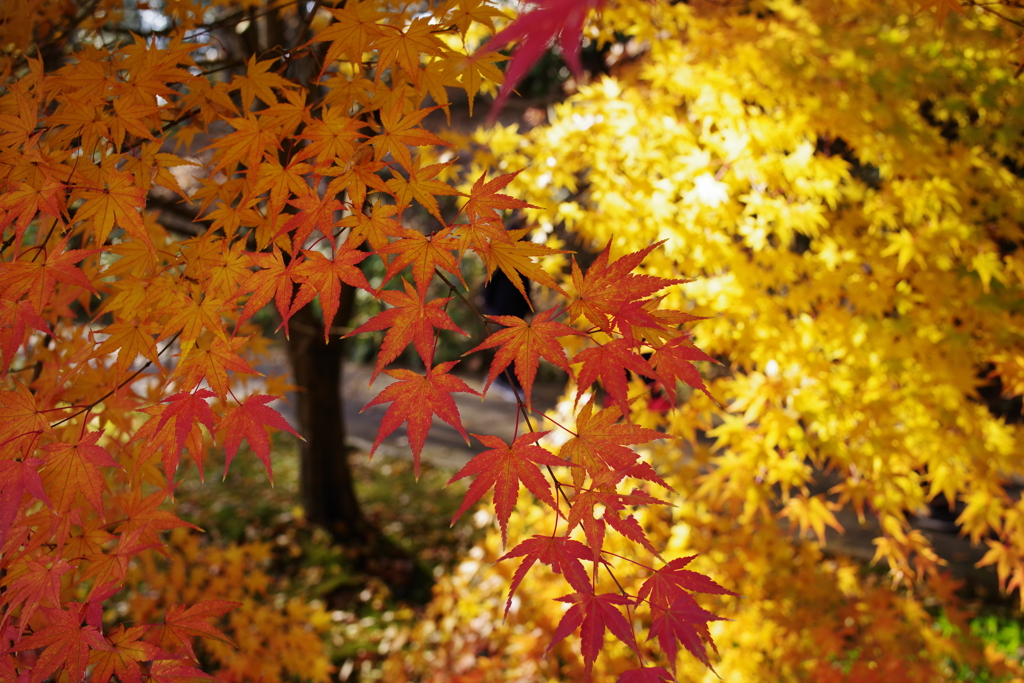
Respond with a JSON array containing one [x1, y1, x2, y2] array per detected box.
[[135, 389, 217, 485], [291, 246, 372, 341], [647, 593, 726, 671], [497, 534, 593, 616], [637, 556, 738, 621], [448, 431, 570, 546], [566, 487, 664, 560], [479, 0, 606, 118], [0, 456, 49, 546], [617, 667, 673, 683], [362, 361, 479, 476], [346, 278, 466, 382], [650, 336, 719, 404], [573, 338, 655, 418], [548, 591, 638, 677], [219, 395, 301, 484], [466, 308, 582, 412]]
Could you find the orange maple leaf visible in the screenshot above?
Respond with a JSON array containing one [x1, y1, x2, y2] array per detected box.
[[368, 100, 451, 172], [12, 607, 112, 683], [568, 241, 686, 335], [40, 430, 119, 515], [466, 308, 582, 411], [559, 399, 663, 491], [362, 361, 479, 475], [346, 277, 466, 381], [377, 226, 465, 296], [89, 625, 171, 683], [158, 600, 238, 661]]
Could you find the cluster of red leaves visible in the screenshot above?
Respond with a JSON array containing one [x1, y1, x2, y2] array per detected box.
[[0, 0, 729, 680]]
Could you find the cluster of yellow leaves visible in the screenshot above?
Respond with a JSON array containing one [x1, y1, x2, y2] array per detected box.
[[393, 0, 1024, 678], [127, 529, 334, 683]]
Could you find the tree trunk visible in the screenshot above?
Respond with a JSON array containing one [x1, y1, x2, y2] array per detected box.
[[284, 285, 434, 602], [285, 285, 370, 542]]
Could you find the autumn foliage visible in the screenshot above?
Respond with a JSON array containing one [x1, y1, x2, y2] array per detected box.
[[0, 0, 745, 680]]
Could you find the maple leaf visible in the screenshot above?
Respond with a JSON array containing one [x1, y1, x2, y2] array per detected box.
[[446, 50, 507, 116], [362, 361, 479, 476], [158, 292, 227, 356], [568, 241, 686, 335], [89, 625, 170, 683], [637, 556, 738, 622], [11, 606, 113, 683], [478, 0, 605, 117], [0, 380, 52, 449], [92, 320, 161, 382], [462, 170, 535, 223], [448, 431, 570, 546], [374, 18, 447, 86], [158, 600, 238, 661], [346, 277, 466, 382], [617, 668, 674, 683], [206, 116, 280, 175], [566, 487, 664, 560], [230, 56, 292, 110], [548, 591, 638, 676], [237, 248, 299, 331], [219, 395, 301, 484], [559, 399, 663, 490], [137, 389, 217, 484], [367, 100, 451, 172], [498, 534, 593, 616], [650, 336, 718, 404], [282, 192, 345, 252], [293, 106, 366, 165], [336, 200, 402, 258], [377, 226, 466, 297], [171, 336, 260, 398], [40, 430, 119, 515], [325, 156, 392, 214], [0, 457, 50, 546], [0, 235, 100, 313], [148, 661, 220, 683], [480, 227, 567, 301], [466, 308, 582, 411], [310, 0, 385, 67], [291, 246, 372, 341], [0, 558, 73, 635], [74, 170, 150, 249], [0, 297, 52, 373], [386, 158, 463, 222], [573, 338, 656, 418], [648, 593, 726, 671]]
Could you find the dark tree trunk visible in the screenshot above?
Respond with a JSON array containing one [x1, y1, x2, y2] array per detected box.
[[285, 285, 370, 542], [284, 284, 434, 603]]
